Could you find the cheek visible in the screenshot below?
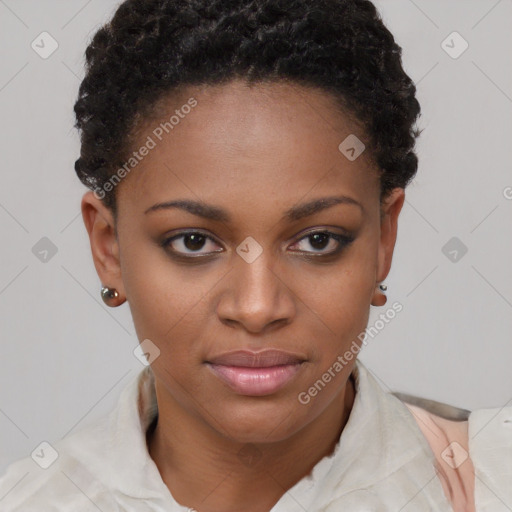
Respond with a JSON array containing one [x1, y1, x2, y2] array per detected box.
[[121, 220, 379, 363], [302, 238, 378, 362], [119, 240, 197, 342], [326, 263, 375, 329]]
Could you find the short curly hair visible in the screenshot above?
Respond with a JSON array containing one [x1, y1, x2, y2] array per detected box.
[[74, 0, 421, 216]]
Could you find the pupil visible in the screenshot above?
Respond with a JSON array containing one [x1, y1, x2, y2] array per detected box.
[[184, 234, 205, 251], [310, 233, 328, 250]]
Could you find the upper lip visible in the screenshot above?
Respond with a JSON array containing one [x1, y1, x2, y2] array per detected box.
[[206, 349, 306, 368]]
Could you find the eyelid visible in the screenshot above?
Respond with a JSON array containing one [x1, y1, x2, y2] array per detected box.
[[289, 229, 354, 255], [291, 225, 353, 241], [161, 227, 354, 258], [161, 230, 224, 255]]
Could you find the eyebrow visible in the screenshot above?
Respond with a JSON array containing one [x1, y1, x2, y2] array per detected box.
[[144, 195, 363, 222]]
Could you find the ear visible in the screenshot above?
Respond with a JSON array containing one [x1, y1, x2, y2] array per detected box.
[[81, 191, 126, 302], [376, 187, 405, 283]]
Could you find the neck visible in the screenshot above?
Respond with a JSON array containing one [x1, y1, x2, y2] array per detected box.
[[147, 372, 356, 512]]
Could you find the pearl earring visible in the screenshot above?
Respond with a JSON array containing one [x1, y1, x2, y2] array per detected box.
[[101, 286, 120, 306]]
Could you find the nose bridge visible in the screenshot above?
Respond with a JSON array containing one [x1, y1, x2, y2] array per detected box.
[[238, 248, 277, 298], [218, 242, 294, 332]]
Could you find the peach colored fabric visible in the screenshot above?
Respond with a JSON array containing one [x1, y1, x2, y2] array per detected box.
[[405, 403, 475, 512]]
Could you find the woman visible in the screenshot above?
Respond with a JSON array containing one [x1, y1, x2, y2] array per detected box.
[[0, 0, 510, 511]]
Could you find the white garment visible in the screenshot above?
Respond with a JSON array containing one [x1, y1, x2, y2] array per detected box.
[[0, 359, 510, 511]]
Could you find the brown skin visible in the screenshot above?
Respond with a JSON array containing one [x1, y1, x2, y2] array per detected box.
[[81, 79, 404, 512]]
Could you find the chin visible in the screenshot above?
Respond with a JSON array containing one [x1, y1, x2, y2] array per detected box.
[[208, 401, 308, 445]]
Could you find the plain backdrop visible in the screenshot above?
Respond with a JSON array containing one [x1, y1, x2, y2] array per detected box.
[[1, 0, 511, 474]]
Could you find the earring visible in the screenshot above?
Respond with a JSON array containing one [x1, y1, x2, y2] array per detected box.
[[101, 286, 123, 307], [371, 283, 387, 307]]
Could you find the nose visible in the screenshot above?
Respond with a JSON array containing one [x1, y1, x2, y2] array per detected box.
[[216, 248, 296, 334]]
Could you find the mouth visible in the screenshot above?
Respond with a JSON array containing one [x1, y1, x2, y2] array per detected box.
[[204, 349, 306, 396]]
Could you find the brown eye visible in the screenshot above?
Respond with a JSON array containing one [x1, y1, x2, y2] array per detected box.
[[308, 233, 330, 250], [182, 233, 206, 251], [290, 230, 354, 256], [162, 231, 223, 256]]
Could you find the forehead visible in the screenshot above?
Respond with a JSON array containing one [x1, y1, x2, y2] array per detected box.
[[117, 79, 380, 218]]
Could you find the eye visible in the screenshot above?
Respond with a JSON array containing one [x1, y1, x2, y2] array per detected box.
[[162, 231, 223, 257], [289, 230, 353, 256]]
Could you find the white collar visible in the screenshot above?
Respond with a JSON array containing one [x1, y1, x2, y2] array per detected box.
[[2, 359, 511, 510], [95, 359, 455, 510]]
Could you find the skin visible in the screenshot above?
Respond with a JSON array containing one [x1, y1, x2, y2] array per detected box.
[[81, 79, 405, 512]]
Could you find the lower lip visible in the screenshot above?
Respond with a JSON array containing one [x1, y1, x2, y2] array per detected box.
[[206, 363, 303, 396]]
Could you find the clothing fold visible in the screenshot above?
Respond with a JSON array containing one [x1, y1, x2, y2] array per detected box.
[[1, 358, 511, 511]]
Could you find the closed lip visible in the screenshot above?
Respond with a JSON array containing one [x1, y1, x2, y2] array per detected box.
[[205, 349, 306, 368]]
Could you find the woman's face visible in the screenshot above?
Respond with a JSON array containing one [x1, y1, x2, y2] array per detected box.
[[82, 79, 404, 443]]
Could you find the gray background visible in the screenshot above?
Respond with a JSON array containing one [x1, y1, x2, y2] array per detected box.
[[1, 0, 511, 474]]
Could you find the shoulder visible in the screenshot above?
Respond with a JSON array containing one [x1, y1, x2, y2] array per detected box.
[[467, 405, 512, 509], [0, 417, 116, 511], [0, 368, 152, 511], [393, 391, 512, 512], [0, 367, 157, 511], [402, 400, 475, 510]]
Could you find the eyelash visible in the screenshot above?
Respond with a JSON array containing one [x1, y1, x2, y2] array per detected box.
[[160, 229, 354, 261]]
